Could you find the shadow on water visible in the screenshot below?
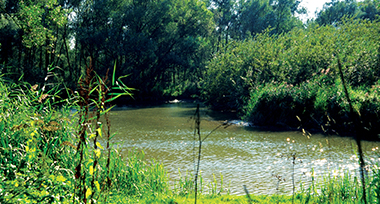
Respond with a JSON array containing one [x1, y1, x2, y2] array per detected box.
[[112, 101, 240, 120]]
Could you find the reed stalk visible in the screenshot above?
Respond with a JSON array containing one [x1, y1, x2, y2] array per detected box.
[[337, 57, 367, 204]]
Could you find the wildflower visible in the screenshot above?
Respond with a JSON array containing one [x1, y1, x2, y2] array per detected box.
[[86, 188, 92, 198], [325, 68, 330, 74], [96, 142, 104, 150], [31, 84, 38, 91], [38, 94, 48, 103], [95, 181, 100, 191], [56, 175, 66, 182], [89, 166, 94, 176], [94, 149, 101, 158]]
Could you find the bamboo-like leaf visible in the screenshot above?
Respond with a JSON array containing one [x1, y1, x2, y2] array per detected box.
[[102, 105, 116, 114], [112, 60, 117, 86], [88, 85, 100, 96], [105, 92, 132, 103]]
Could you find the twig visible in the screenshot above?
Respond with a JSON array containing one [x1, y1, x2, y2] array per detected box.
[[243, 185, 253, 204]]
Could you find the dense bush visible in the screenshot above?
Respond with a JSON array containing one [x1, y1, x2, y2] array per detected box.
[[243, 81, 316, 128], [243, 76, 380, 136], [202, 18, 380, 134]]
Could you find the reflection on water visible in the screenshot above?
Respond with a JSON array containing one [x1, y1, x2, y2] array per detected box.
[[107, 103, 380, 195]]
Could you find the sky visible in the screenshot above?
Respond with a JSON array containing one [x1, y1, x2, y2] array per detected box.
[[298, 0, 332, 21], [298, 0, 365, 21]]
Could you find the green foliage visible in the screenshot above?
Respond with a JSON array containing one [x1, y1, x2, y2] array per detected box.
[[315, 0, 360, 26], [315, 0, 380, 26], [109, 150, 169, 197], [244, 81, 316, 127], [212, 0, 305, 41], [0, 64, 167, 203], [72, 0, 214, 100], [243, 76, 380, 134], [0, 78, 76, 203], [17, 0, 68, 48], [203, 18, 380, 134]]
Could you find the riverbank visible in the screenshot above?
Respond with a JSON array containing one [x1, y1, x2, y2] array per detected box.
[[109, 167, 380, 203]]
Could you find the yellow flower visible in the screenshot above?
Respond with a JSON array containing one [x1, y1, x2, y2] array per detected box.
[[96, 128, 102, 137], [94, 149, 101, 158], [95, 181, 100, 191], [89, 133, 96, 139], [86, 188, 92, 198], [56, 175, 66, 182], [30, 130, 38, 137], [89, 166, 94, 176], [96, 142, 104, 150], [40, 190, 49, 196]]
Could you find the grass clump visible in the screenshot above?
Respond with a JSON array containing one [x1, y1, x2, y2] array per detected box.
[[0, 78, 76, 203], [0, 64, 169, 203]]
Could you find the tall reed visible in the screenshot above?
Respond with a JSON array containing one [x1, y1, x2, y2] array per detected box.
[[192, 104, 230, 204], [337, 57, 367, 204]]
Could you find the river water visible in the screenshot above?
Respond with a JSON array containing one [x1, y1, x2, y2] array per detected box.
[[108, 102, 380, 195]]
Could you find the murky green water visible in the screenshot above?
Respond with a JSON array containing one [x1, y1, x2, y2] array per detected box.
[[108, 102, 380, 195]]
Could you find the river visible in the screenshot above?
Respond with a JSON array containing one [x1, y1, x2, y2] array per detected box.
[[108, 102, 380, 195]]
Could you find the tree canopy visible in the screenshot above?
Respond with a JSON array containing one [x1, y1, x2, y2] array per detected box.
[[0, 0, 379, 102], [315, 0, 380, 25]]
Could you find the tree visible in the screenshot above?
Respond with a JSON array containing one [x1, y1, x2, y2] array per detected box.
[[358, 0, 380, 20], [0, 0, 68, 82], [269, 0, 305, 33], [210, 0, 238, 44], [314, 0, 379, 26], [238, 0, 272, 38], [72, 0, 214, 100], [316, 0, 358, 26], [235, 0, 305, 38]]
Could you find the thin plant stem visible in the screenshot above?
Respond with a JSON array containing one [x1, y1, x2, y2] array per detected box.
[[194, 104, 201, 204], [337, 57, 367, 204], [292, 153, 295, 204], [193, 104, 230, 204], [243, 185, 253, 204]]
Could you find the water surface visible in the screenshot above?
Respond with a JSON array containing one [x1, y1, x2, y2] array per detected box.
[[108, 102, 380, 195]]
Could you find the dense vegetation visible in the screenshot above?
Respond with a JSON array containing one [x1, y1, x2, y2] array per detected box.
[[1, 0, 380, 131], [202, 18, 380, 136]]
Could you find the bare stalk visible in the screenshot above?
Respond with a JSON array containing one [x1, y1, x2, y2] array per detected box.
[[193, 104, 230, 204], [194, 104, 201, 204]]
